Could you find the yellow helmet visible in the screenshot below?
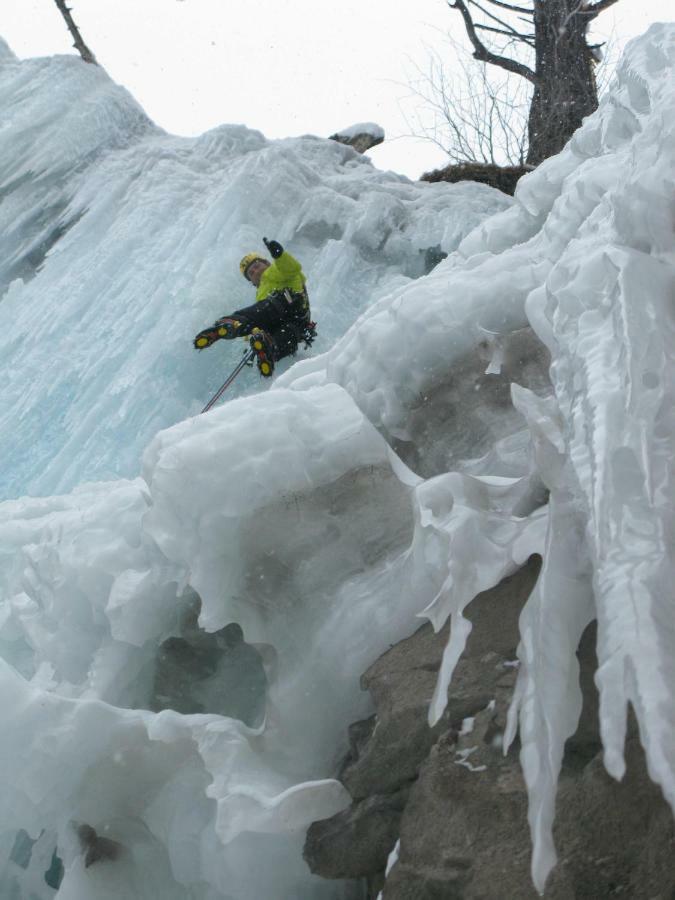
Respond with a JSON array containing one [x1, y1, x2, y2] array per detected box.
[[239, 252, 265, 280]]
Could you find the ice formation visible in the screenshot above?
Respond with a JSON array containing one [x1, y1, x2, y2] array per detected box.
[[0, 22, 674, 899], [0, 40, 508, 501]]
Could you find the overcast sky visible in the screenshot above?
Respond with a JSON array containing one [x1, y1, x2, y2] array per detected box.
[[2, 0, 673, 178]]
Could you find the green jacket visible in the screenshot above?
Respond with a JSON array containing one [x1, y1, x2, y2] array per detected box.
[[256, 251, 306, 302]]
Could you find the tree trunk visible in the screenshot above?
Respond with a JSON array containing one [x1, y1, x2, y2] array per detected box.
[[527, 0, 598, 165]]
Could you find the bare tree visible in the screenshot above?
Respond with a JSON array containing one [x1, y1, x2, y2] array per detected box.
[[405, 40, 530, 166], [448, 0, 620, 165], [53, 0, 98, 65]]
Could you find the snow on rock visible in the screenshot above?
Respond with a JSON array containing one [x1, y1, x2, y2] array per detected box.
[[329, 122, 385, 153], [0, 22, 674, 900], [331, 122, 385, 142]]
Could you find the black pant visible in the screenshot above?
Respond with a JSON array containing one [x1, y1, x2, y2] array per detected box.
[[231, 290, 310, 360]]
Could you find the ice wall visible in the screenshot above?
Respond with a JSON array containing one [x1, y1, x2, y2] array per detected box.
[[0, 38, 510, 501], [0, 23, 674, 900]]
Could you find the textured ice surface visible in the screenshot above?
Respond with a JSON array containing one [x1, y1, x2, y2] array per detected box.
[[503, 25, 675, 887], [0, 390, 421, 898], [0, 23, 674, 900], [0, 41, 510, 501]]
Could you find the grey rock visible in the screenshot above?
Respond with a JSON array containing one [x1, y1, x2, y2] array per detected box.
[[340, 559, 540, 800], [551, 736, 675, 899], [304, 788, 409, 879], [383, 708, 545, 899], [338, 715, 377, 782], [381, 863, 469, 900], [305, 555, 675, 898], [385, 731, 675, 899]]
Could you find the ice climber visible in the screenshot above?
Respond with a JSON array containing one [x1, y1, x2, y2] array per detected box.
[[193, 238, 313, 377]]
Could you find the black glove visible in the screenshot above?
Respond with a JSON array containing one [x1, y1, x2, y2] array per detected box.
[[263, 237, 283, 259]]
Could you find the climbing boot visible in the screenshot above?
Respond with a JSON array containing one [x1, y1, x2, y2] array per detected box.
[[194, 317, 242, 350], [249, 329, 276, 377]]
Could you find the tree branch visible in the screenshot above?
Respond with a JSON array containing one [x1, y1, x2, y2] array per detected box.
[[448, 0, 537, 83], [482, 0, 533, 14], [467, 0, 530, 39], [475, 23, 535, 45], [53, 0, 98, 65], [581, 0, 621, 19]]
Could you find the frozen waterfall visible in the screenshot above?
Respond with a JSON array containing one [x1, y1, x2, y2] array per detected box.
[[0, 23, 674, 900]]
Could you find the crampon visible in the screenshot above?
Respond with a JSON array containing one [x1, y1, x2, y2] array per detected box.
[[249, 330, 276, 377], [194, 317, 242, 350]]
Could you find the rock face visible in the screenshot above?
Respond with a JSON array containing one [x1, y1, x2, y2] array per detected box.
[[304, 557, 675, 898]]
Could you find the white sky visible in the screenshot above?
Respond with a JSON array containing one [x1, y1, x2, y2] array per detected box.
[[2, 0, 673, 178]]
